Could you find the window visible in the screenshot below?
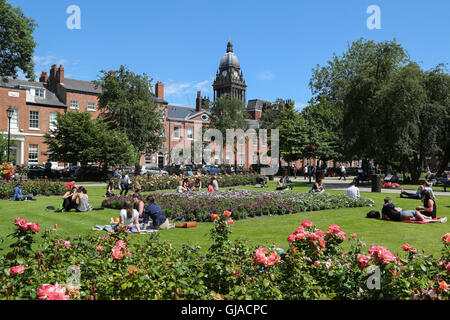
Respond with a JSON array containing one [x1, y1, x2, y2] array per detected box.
[[226, 152, 231, 165], [87, 102, 96, 111], [261, 134, 267, 147], [253, 135, 258, 147], [49, 112, 58, 131], [9, 108, 18, 130], [239, 154, 245, 166], [159, 110, 165, 118], [145, 153, 152, 164], [173, 126, 180, 139], [28, 144, 39, 163], [70, 100, 79, 110], [29, 111, 40, 129], [253, 152, 258, 164], [187, 126, 194, 140], [35, 88, 45, 98], [262, 155, 268, 163]]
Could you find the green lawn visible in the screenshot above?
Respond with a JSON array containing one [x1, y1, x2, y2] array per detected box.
[[0, 182, 449, 258]]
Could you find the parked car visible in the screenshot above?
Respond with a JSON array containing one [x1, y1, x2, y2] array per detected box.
[[60, 165, 80, 178], [73, 166, 113, 181], [141, 166, 168, 175], [203, 165, 222, 175], [27, 164, 61, 179], [225, 166, 244, 174]]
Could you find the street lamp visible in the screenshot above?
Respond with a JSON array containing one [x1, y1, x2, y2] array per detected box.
[[6, 107, 14, 163]]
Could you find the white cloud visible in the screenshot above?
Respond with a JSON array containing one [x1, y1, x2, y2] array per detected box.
[[294, 102, 308, 111], [165, 79, 212, 96], [256, 71, 276, 81]]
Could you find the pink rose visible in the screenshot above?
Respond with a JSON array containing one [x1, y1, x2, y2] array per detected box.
[[29, 222, 40, 233], [287, 234, 296, 242], [96, 245, 104, 252], [402, 243, 413, 251], [14, 218, 29, 231], [111, 247, 123, 260], [10, 265, 25, 276], [357, 254, 370, 270], [442, 233, 450, 243], [351, 233, 357, 238], [301, 220, 312, 228], [64, 241, 71, 249], [37, 283, 70, 300], [446, 263, 450, 274], [313, 261, 320, 267]]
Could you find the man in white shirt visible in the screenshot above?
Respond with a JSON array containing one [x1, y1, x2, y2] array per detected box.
[[346, 182, 360, 199]]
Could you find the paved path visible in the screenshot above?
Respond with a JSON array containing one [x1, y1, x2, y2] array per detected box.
[[77, 178, 450, 197], [297, 178, 450, 197]]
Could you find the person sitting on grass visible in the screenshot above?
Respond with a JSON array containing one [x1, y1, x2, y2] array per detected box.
[[106, 181, 115, 198], [415, 190, 437, 219], [143, 195, 170, 230], [176, 180, 187, 193], [73, 186, 92, 212], [132, 193, 145, 219], [276, 177, 287, 191], [309, 179, 324, 194], [381, 197, 446, 223], [11, 183, 35, 201], [346, 181, 360, 199], [207, 182, 214, 193], [61, 187, 77, 212], [119, 201, 141, 233]]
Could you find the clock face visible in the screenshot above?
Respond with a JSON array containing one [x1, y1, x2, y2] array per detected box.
[[222, 70, 228, 77], [233, 70, 239, 78]]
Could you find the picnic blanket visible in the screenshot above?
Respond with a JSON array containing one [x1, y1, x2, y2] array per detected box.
[[383, 217, 444, 224]]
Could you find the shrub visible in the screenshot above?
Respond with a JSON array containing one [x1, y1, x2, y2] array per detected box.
[[0, 180, 66, 199], [0, 217, 448, 300]]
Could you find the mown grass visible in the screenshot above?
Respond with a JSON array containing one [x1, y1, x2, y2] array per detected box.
[[0, 181, 448, 257]]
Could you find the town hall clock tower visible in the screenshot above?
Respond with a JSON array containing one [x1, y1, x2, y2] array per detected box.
[[213, 41, 247, 104]]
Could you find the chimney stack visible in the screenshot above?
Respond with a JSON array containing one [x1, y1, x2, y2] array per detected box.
[[196, 91, 202, 112], [39, 72, 48, 83], [155, 81, 164, 100], [49, 64, 57, 92], [56, 65, 64, 84]]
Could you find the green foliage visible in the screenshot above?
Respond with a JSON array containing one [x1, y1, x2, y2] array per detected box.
[[0, 0, 37, 80], [96, 66, 165, 165], [0, 217, 448, 300], [0, 180, 66, 199], [44, 111, 136, 168]]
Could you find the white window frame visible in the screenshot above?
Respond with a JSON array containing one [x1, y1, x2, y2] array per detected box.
[[28, 144, 39, 164], [29, 110, 40, 130], [10, 108, 19, 130], [187, 126, 194, 140], [35, 88, 45, 98], [49, 112, 58, 131], [87, 102, 96, 111], [173, 126, 180, 139], [70, 100, 79, 110]]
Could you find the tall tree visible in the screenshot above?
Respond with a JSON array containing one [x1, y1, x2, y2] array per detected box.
[[0, 0, 37, 80], [261, 99, 307, 166], [96, 66, 165, 171], [44, 112, 135, 169], [209, 95, 249, 170]]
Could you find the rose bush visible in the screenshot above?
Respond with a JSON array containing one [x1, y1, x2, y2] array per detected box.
[[0, 217, 448, 300]]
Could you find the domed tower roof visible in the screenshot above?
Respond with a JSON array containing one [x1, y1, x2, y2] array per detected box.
[[219, 41, 240, 69]]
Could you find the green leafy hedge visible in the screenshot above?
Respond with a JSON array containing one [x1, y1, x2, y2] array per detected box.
[[0, 180, 66, 200]]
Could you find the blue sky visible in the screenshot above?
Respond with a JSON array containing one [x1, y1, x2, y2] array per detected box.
[[11, 0, 450, 108]]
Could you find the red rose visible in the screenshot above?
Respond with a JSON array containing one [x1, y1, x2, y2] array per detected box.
[[301, 220, 312, 228]]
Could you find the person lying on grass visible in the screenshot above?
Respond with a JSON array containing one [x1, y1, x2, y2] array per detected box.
[[381, 197, 446, 223], [400, 181, 435, 200]]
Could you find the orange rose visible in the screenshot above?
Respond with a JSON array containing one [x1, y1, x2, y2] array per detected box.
[[223, 211, 232, 217]]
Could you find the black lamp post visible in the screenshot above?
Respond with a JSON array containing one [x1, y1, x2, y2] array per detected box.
[[6, 107, 14, 163]]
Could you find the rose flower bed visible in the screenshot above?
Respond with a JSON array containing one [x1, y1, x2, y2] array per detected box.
[[0, 215, 448, 300], [102, 190, 375, 222]]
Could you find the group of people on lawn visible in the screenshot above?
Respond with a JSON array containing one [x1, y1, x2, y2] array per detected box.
[[176, 175, 220, 193]]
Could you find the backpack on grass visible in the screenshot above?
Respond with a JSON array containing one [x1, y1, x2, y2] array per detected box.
[[366, 210, 380, 219]]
